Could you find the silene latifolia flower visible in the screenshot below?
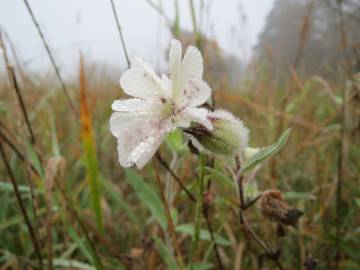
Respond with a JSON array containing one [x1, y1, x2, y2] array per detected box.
[[110, 39, 250, 168], [110, 39, 213, 168]]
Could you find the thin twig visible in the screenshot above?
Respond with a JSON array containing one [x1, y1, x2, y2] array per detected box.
[[21, 0, 77, 118], [0, 31, 36, 144], [0, 141, 43, 269], [109, 0, 131, 69], [156, 152, 196, 202]]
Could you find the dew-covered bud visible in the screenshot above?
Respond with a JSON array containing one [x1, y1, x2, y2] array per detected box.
[[260, 190, 303, 227], [183, 109, 249, 156]]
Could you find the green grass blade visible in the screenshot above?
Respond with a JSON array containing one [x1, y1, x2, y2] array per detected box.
[[124, 169, 167, 229], [153, 235, 178, 270], [175, 224, 231, 246], [79, 57, 102, 231]]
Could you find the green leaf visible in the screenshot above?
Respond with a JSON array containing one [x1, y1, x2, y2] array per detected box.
[[153, 236, 178, 270], [102, 179, 141, 225], [355, 198, 360, 208], [240, 128, 292, 174], [166, 130, 187, 154], [284, 192, 316, 200], [67, 226, 102, 270], [0, 208, 47, 231], [47, 259, 96, 270], [0, 100, 7, 114], [124, 169, 167, 229], [203, 167, 235, 191], [190, 263, 214, 270], [0, 182, 30, 193], [175, 224, 231, 246], [26, 142, 44, 177]]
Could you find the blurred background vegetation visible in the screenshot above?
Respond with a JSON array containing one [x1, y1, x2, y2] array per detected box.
[[0, 0, 359, 269]]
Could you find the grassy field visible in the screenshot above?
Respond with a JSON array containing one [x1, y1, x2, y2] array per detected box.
[[0, 2, 360, 270]]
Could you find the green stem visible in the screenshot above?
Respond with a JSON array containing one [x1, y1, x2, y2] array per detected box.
[[188, 0, 201, 49], [190, 153, 205, 268]]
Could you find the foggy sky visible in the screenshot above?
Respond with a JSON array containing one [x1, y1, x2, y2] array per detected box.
[[0, 0, 274, 74]]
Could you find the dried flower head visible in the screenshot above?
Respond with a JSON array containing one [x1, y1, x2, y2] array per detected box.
[[183, 109, 249, 156], [109, 39, 213, 168], [260, 189, 303, 227]]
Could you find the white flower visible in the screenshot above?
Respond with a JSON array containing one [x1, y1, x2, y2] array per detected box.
[[184, 109, 249, 156], [109, 39, 212, 169]]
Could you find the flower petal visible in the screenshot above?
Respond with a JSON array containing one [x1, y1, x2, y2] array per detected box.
[[179, 77, 211, 108], [111, 98, 150, 112], [120, 58, 163, 100], [109, 111, 171, 168], [169, 39, 182, 78], [177, 107, 213, 130], [169, 39, 184, 97], [132, 132, 167, 169], [181, 45, 203, 79]]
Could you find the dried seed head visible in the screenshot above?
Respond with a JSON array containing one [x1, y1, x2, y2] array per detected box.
[[183, 109, 249, 156], [260, 190, 303, 227]]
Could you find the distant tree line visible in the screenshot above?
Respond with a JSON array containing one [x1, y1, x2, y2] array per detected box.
[[254, 0, 360, 79]]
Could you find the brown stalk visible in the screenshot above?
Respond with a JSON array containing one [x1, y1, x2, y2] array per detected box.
[[234, 157, 284, 270], [0, 141, 43, 269], [21, 0, 77, 118], [109, 0, 131, 69], [0, 31, 36, 144], [335, 0, 350, 268], [153, 159, 185, 269]]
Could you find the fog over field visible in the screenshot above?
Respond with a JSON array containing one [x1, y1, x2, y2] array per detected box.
[[0, 0, 274, 73]]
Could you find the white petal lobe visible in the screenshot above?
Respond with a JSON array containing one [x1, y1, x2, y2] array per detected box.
[[181, 46, 203, 79], [120, 59, 163, 100], [111, 98, 150, 112]]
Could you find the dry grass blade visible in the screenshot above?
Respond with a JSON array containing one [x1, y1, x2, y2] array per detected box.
[[0, 30, 36, 144], [79, 55, 103, 232]]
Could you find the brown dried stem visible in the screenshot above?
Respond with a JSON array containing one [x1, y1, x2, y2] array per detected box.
[[0, 31, 36, 144], [234, 156, 284, 270]]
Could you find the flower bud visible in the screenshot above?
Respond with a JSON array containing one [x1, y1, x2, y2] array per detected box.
[[183, 109, 249, 156], [260, 190, 303, 227]]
